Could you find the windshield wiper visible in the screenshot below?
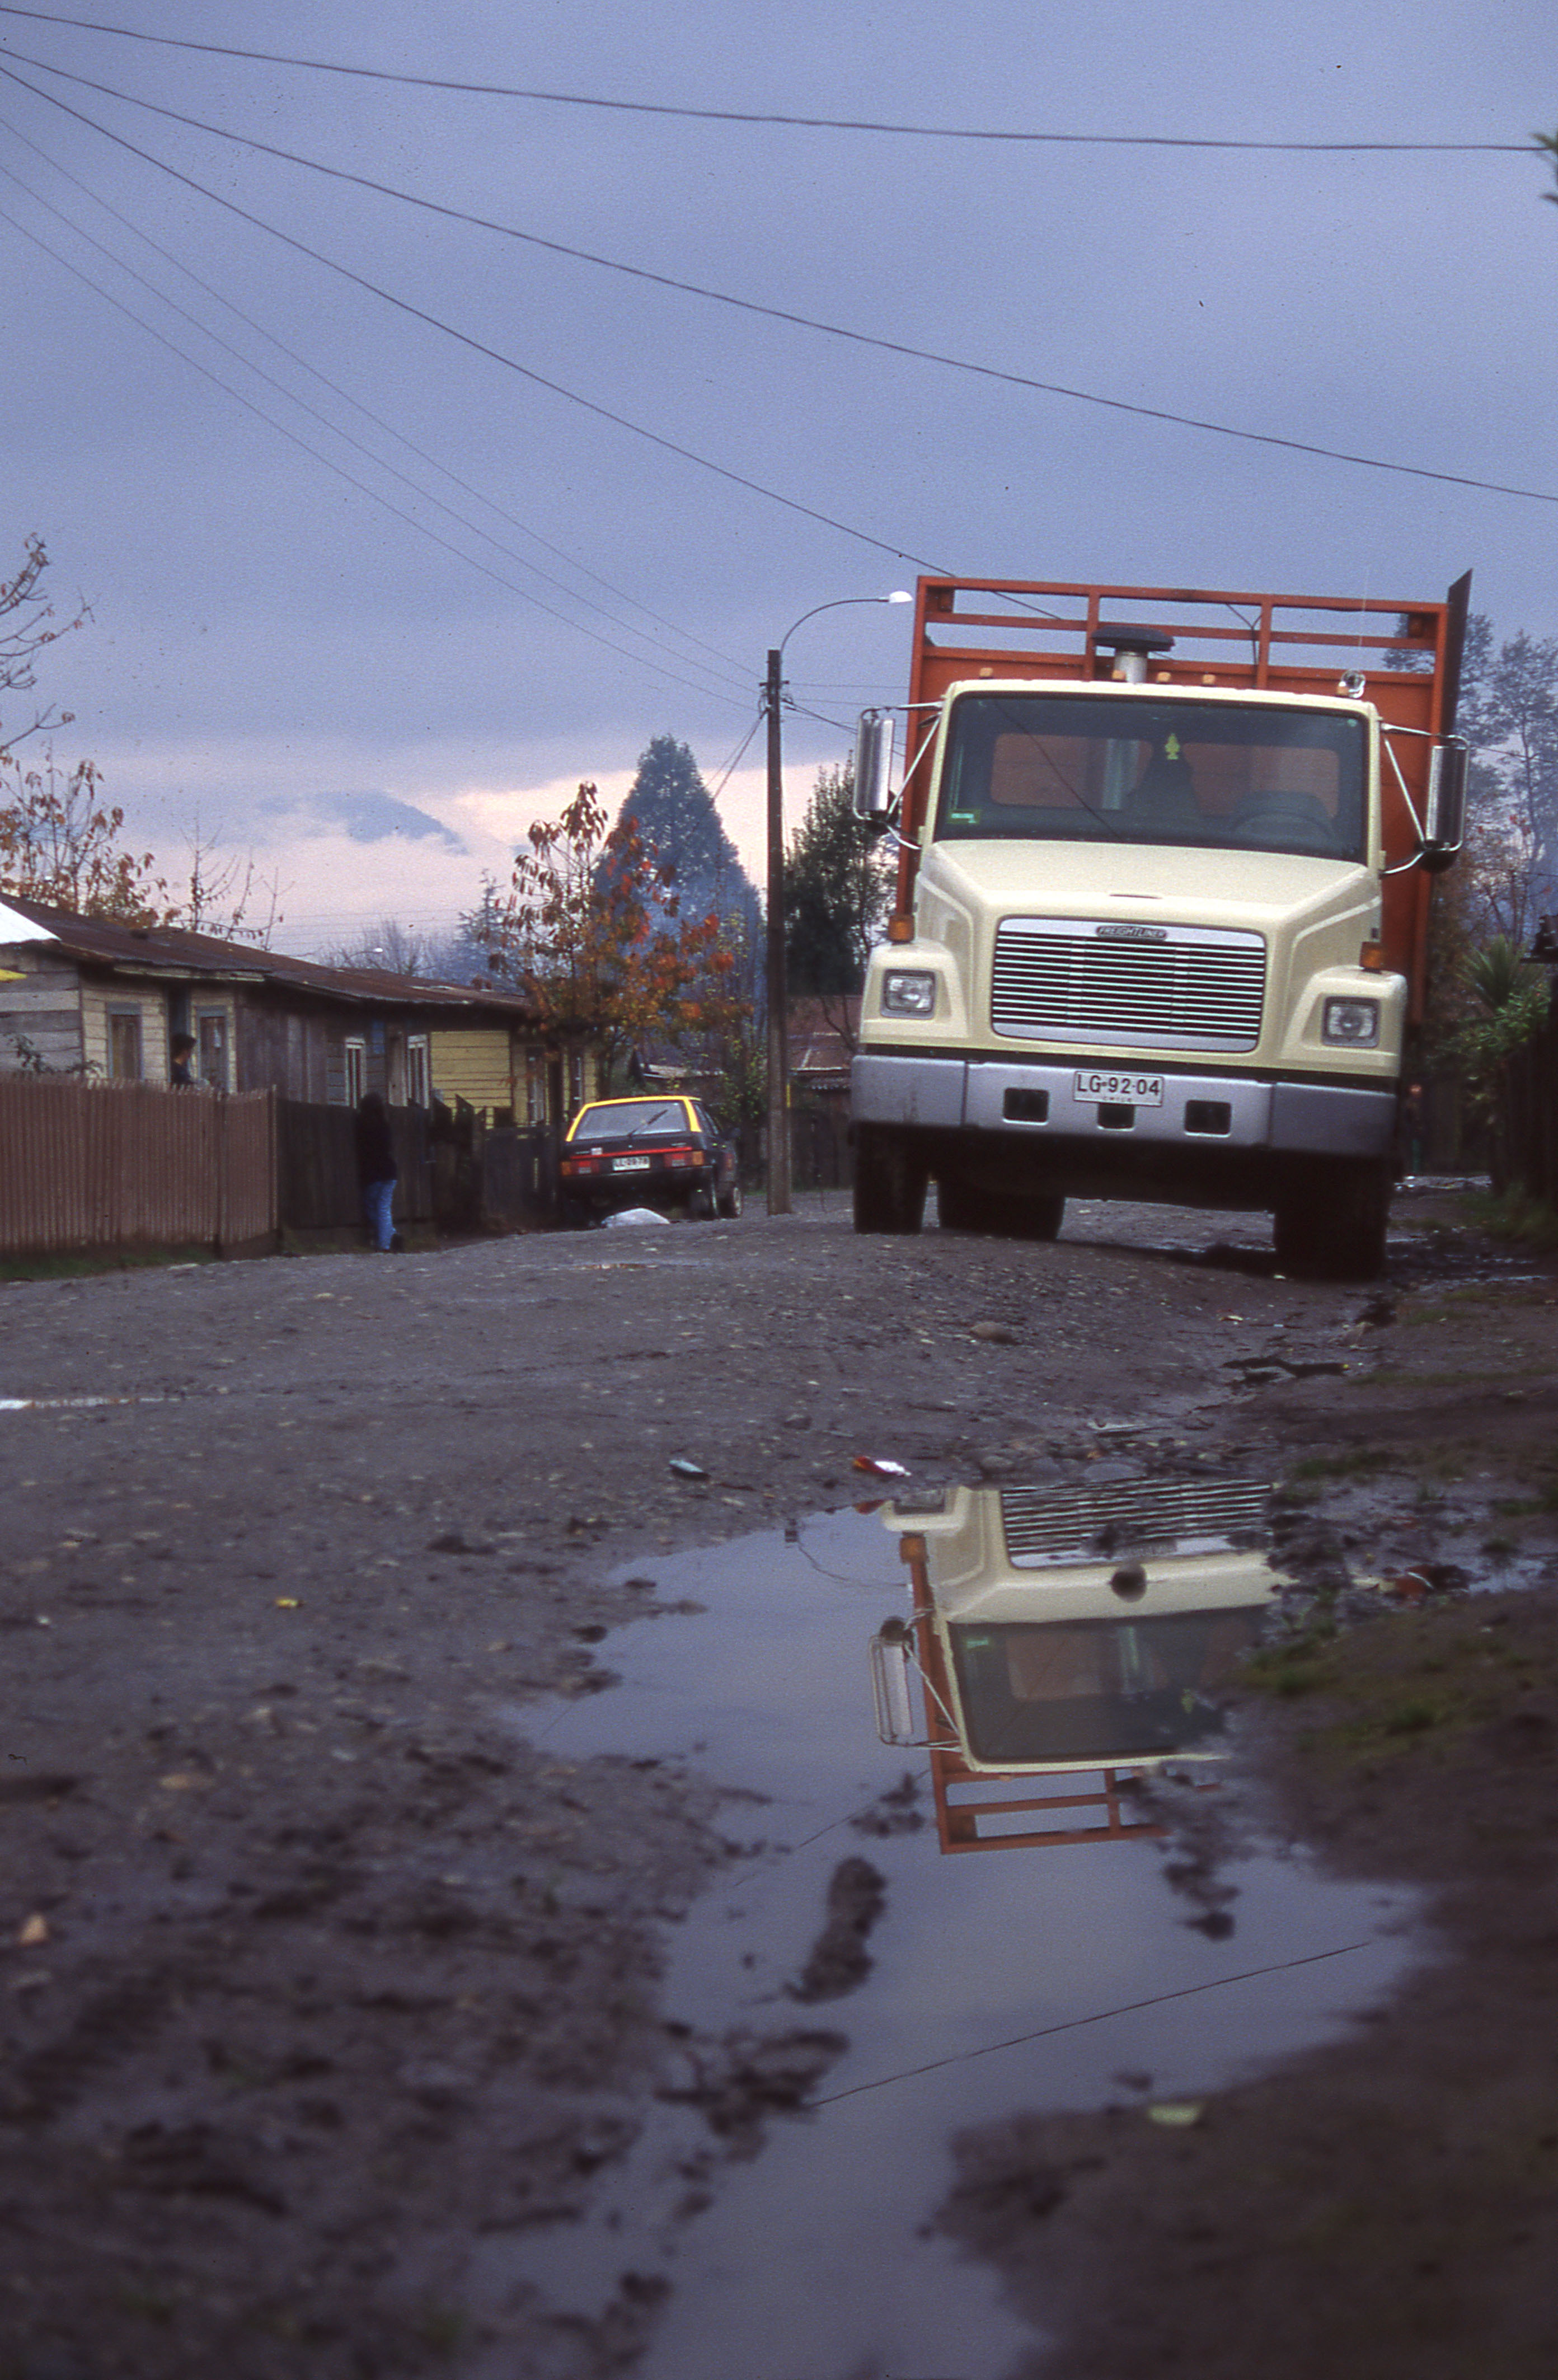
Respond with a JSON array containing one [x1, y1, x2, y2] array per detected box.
[[625, 1104, 678, 1142]]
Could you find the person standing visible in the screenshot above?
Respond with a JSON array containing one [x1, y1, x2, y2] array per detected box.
[[169, 1031, 196, 1086], [354, 1090, 400, 1252]]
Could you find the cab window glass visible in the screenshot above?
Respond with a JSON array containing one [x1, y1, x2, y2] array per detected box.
[[940, 694, 1365, 860]]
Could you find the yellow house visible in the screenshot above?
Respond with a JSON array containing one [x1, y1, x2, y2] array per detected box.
[[428, 1029, 600, 1128]]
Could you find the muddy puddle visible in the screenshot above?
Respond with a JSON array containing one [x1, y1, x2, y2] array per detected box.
[[498, 1481, 1425, 2380]]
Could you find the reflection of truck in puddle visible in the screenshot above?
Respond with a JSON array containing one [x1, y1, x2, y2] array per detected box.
[[871, 1479, 1277, 1852]]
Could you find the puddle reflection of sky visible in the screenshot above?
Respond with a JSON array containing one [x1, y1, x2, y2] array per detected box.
[[498, 1504, 1423, 2380]]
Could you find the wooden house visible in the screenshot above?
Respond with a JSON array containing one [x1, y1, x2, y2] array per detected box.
[[0, 895, 600, 1127]]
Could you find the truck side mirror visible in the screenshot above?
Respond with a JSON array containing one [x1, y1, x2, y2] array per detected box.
[[853, 709, 896, 821], [869, 1622, 928, 1746], [1420, 738, 1467, 873]]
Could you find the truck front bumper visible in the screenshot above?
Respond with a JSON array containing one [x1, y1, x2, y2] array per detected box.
[[852, 1052, 1396, 1159]]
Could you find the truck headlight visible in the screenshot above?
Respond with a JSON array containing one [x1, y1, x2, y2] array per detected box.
[[881, 968, 937, 1018], [1322, 996, 1381, 1047]]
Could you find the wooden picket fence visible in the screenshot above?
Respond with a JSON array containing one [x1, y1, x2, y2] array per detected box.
[[0, 1075, 277, 1257], [0, 1076, 564, 1260]]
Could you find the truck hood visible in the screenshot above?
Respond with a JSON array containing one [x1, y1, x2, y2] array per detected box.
[[918, 837, 1372, 937]]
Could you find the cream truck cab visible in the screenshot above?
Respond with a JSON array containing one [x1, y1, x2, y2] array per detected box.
[[870, 1478, 1279, 1854], [851, 578, 1470, 1277]]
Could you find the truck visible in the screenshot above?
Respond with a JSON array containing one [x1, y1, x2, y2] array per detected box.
[[850, 575, 1471, 1277], [869, 1477, 1276, 1853]]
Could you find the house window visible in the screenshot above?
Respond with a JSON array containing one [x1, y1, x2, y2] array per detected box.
[[525, 1048, 546, 1125], [344, 1039, 366, 1105], [407, 1036, 430, 1106], [108, 1009, 143, 1080], [196, 1008, 229, 1091]]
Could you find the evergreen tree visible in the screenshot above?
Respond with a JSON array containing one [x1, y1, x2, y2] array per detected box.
[[783, 760, 891, 997], [609, 735, 760, 939], [1458, 614, 1558, 936]]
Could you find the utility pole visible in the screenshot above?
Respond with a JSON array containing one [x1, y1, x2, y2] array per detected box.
[[764, 645, 791, 1216], [763, 591, 911, 1220]]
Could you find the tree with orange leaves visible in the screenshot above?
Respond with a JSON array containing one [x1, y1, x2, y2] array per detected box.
[[0, 749, 173, 926], [471, 779, 742, 1087]]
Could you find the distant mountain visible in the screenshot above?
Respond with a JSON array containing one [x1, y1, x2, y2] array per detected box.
[[257, 789, 466, 853]]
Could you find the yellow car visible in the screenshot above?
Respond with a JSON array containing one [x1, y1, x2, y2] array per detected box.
[[559, 1095, 743, 1226]]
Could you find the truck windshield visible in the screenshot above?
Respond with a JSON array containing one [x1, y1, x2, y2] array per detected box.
[[950, 1609, 1266, 1763], [937, 693, 1367, 862]]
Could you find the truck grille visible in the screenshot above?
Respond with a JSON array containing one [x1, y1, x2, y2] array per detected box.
[[1001, 1479, 1270, 1567], [992, 919, 1266, 1050]]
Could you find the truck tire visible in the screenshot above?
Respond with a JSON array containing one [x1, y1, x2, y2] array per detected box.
[[853, 1127, 928, 1234], [937, 1174, 1063, 1241], [1273, 1158, 1391, 1281], [1007, 1191, 1066, 1242], [935, 1172, 988, 1232]]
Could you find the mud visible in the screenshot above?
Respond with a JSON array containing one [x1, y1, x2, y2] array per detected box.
[[1, 1189, 1555, 2376], [935, 1199, 1558, 2380]]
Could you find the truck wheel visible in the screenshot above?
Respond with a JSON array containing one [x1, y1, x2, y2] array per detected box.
[[1274, 1159, 1391, 1281], [853, 1127, 928, 1234], [935, 1172, 987, 1231], [1012, 1191, 1066, 1241], [937, 1175, 1063, 1241]]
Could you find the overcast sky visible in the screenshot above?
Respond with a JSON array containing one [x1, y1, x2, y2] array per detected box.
[[4, 1, 1554, 954]]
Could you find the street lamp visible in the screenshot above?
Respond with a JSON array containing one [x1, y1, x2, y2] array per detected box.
[[764, 591, 913, 1216]]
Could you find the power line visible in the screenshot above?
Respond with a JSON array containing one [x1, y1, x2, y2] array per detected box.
[[806, 1939, 1372, 2109], [0, 57, 949, 571], [0, 105, 754, 687], [0, 147, 755, 704], [0, 203, 758, 714], [0, 7, 1533, 152], [7, 51, 1554, 511]]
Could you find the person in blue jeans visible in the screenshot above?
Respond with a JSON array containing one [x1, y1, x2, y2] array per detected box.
[[354, 1090, 400, 1252]]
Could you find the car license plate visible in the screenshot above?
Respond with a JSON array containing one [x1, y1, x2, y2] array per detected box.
[[1074, 1070, 1164, 1106], [612, 1154, 653, 1171]]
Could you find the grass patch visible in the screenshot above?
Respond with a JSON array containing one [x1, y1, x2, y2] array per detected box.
[[1461, 1183, 1558, 1252], [1243, 1630, 1339, 1699], [416, 2306, 469, 2354], [0, 1243, 217, 1283], [1288, 1446, 1392, 1483], [1245, 1604, 1544, 1770]]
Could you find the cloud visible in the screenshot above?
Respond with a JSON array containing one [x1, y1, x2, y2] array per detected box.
[[255, 790, 467, 852]]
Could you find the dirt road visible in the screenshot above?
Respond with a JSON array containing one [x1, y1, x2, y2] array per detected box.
[[2, 1192, 1554, 2377]]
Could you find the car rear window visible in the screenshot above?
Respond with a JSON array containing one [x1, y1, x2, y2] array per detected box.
[[569, 1100, 690, 1141]]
